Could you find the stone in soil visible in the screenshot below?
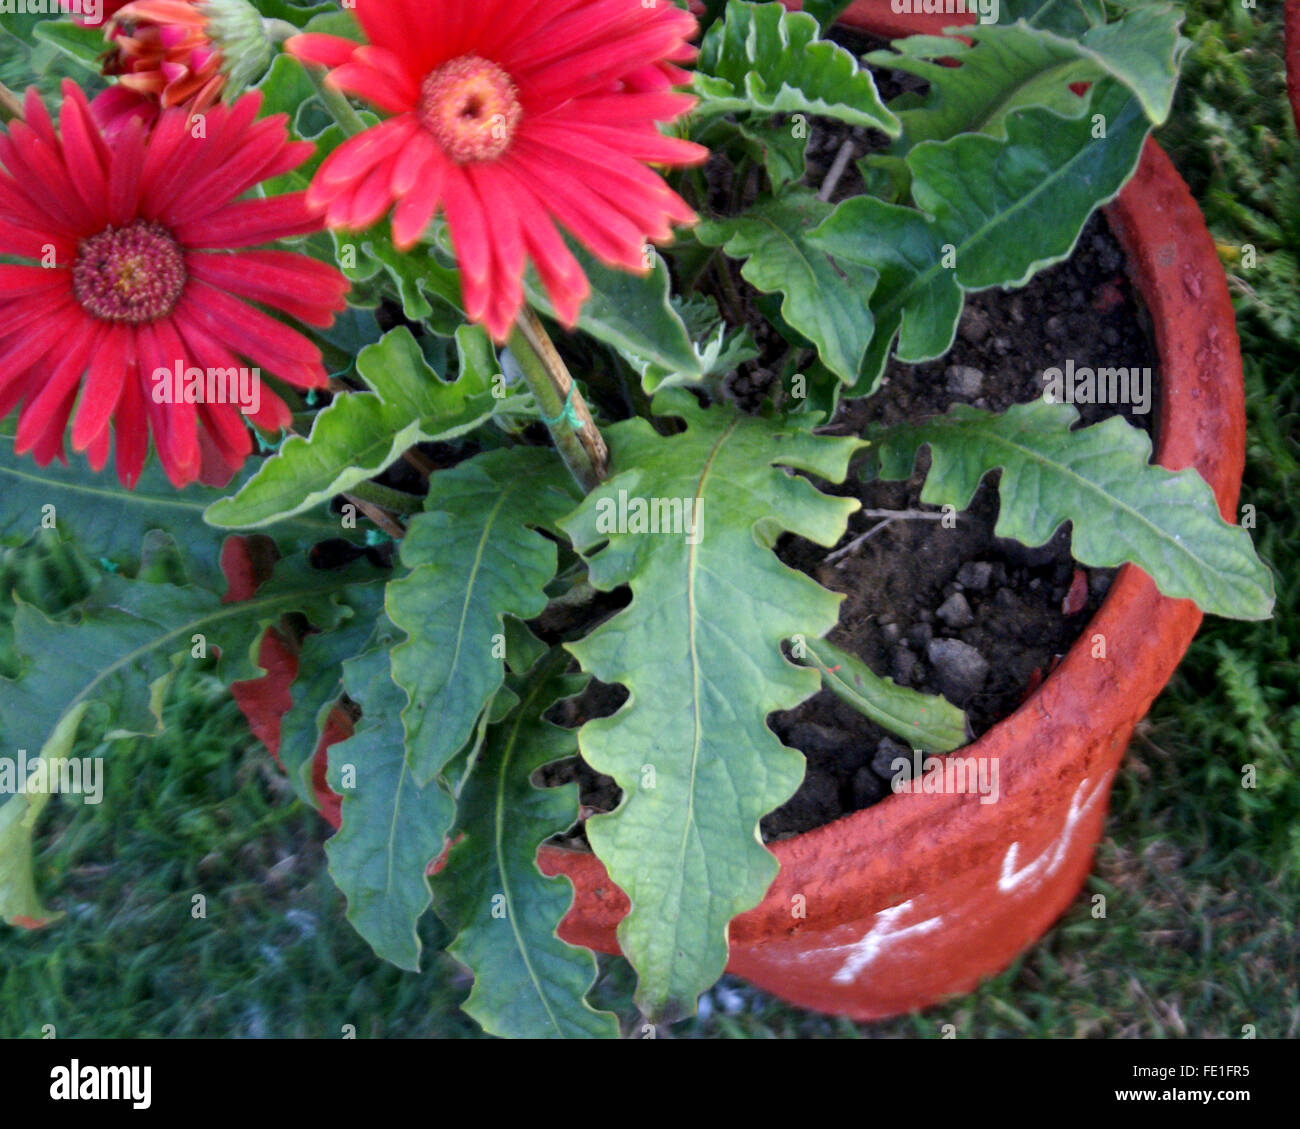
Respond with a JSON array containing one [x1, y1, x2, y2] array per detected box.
[[927, 638, 991, 705], [936, 591, 975, 629]]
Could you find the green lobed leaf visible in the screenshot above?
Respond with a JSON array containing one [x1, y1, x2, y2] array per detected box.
[[872, 400, 1275, 621], [560, 389, 862, 1021], [693, 1, 898, 135], [697, 192, 879, 385], [809, 80, 1150, 395], [0, 436, 338, 592], [205, 327, 498, 529], [525, 242, 701, 379], [801, 0, 855, 32], [433, 650, 620, 1039], [802, 638, 967, 751], [870, 3, 1183, 150], [387, 446, 581, 787], [324, 629, 451, 972], [627, 294, 759, 396]]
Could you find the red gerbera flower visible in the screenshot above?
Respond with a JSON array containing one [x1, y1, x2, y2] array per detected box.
[[0, 82, 348, 488], [287, 0, 707, 341], [92, 0, 227, 142]]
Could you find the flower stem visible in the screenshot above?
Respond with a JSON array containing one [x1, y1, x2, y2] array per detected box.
[[508, 309, 608, 494], [309, 71, 366, 137]]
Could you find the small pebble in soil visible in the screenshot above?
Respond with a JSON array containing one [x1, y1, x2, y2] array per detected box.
[[959, 306, 991, 343], [927, 638, 990, 704], [957, 560, 995, 591], [872, 736, 914, 780], [936, 591, 975, 629], [946, 365, 984, 397], [891, 644, 921, 685]]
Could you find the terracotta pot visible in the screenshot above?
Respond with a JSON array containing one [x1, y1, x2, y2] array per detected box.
[[532, 2, 1246, 1019], [1287, 0, 1300, 131], [234, 0, 1246, 1020]]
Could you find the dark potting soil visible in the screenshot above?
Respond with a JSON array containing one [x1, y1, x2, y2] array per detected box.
[[509, 27, 1159, 843], [541, 208, 1159, 844]]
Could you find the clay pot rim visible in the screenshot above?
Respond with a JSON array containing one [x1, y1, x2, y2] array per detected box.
[[538, 3, 1245, 926]]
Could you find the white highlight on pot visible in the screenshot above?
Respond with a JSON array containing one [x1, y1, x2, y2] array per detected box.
[[829, 899, 945, 984], [997, 770, 1114, 894], [809, 769, 1115, 985]]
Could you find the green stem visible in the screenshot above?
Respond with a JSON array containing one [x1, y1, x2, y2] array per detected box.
[[508, 310, 608, 494], [309, 71, 366, 137]]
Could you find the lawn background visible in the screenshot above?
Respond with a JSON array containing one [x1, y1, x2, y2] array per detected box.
[[0, 0, 1295, 1039]]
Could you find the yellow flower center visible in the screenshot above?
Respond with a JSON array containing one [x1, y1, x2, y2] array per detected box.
[[419, 55, 522, 163]]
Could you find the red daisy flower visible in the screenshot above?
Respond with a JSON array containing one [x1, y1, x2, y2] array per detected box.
[[92, 0, 227, 142], [287, 0, 708, 341], [0, 82, 348, 489]]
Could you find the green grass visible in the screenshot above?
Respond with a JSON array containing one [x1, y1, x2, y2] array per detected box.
[[1, 0, 1297, 1038]]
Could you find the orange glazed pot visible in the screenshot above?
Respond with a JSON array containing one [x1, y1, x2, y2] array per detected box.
[[532, 1, 1248, 1019], [231, 1, 1247, 1022]]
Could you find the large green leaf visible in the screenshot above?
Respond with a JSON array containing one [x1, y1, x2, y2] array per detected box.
[[387, 446, 581, 787], [434, 651, 619, 1039], [525, 242, 702, 379], [560, 390, 862, 1021], [324, 631, 451, 971], [871, 2, 1183, 150], [802, 638, 967, 751], [205, 327, 498, 529], [872, 400, 1275, 621], [809, 80, 1149, 394], [30, 20, 105, 74], [697, 192, 878, 385], [693, 1, 898, 135], [0, 437, 337, 591]]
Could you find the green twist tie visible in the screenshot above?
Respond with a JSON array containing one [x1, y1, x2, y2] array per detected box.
[[540, 384, 582, 430]]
